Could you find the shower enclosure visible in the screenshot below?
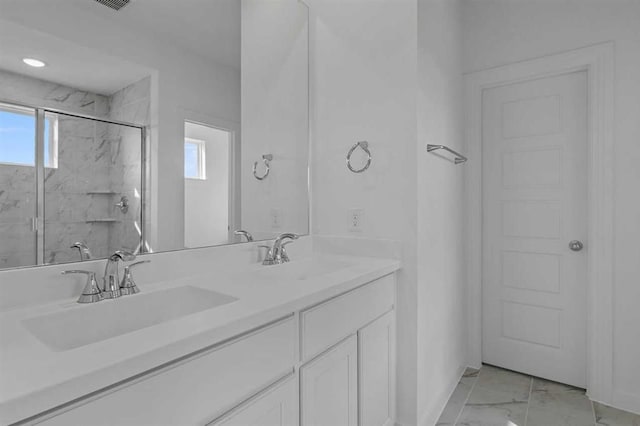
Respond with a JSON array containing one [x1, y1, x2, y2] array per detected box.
[[0, 100, 145, 268]]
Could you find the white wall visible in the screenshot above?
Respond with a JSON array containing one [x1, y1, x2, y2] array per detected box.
[[417, 0, 467, 424], [462, 0, 640, 413], [184, 123, 230, 248], [241, 0, 309, 240], [308, 2, 468, 424], [308, 1, 420, 424]]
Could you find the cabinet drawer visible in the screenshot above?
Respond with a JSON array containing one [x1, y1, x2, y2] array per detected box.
[[300, 274, 395, 360], [37, 317, 296, 426]]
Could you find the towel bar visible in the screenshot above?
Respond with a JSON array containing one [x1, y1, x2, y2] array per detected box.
[[426, 144, 468, 164]]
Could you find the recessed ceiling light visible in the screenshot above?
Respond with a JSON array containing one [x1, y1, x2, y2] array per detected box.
[[23, 58, 46, 68]]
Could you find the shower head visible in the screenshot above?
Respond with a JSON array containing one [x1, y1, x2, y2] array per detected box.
[[93, 0, 130, 11]]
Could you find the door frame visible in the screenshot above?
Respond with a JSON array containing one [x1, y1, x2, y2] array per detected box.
[[464, 42, 614, 403], [179, 108, 241, 246]]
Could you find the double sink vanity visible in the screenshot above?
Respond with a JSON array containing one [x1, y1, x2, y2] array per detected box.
[[0, 237, 400, 426], [0, 2, 402, 425]]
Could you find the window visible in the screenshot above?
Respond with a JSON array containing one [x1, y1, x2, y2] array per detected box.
[[0, 103, 58, 168], [184, 138, 206, 179], [43, 112, 58, 169]]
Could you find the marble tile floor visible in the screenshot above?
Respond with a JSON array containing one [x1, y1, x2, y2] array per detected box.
[[437, 364, 640, 426]]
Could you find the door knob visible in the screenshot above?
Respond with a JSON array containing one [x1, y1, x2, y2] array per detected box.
[[569, 240, 584, 252]]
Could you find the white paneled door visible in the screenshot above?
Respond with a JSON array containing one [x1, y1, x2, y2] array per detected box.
[[482, 71, 588, 388]]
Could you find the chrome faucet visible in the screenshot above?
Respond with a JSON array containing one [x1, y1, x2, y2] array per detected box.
[[61, 251, 144, 303], [234, 229, 254, 242], [70, 242, 92, 261], [103, 250, 136, 299], [262, 233, 299, 265]]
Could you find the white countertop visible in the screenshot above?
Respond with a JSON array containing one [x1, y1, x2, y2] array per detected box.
[[0, 254, 400, 425]]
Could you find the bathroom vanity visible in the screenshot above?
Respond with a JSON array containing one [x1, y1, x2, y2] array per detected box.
[[0, 2, 400, 422], [0, 252, 399, 426]]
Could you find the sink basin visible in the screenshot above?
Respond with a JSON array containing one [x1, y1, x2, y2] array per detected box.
[[22, 285, 237, 351], [257, 258, 350, 281]]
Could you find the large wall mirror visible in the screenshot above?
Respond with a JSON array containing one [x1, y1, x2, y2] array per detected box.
[[0, 0, 309, 269]]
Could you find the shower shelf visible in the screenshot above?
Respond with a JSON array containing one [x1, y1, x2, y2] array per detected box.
[[85, 218, 120, 223], [86, 191, 117, 195]]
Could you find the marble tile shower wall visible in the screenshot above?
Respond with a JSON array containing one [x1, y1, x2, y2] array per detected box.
[[106, 77, 150, 255], [0, 166, 36, 268], [43, 114, 113, 264], [0, 70, 110, 115], [0, 70, 150, 268]]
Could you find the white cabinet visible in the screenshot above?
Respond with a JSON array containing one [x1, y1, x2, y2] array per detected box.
[[36, 318, 296, 426], [299, 274, 396, 426], [300, 336, 358, 426], [210, 375, 298, 426], [29, 274, 397, 426], [300, 274, 395, 360], [358, 311, 395, 426]]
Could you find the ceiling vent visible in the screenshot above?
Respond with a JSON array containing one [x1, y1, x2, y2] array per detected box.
[[93, 0, 130, 11]]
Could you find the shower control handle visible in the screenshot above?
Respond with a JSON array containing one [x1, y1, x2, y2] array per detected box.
[[114, 195, 129, 213], [569, 240, 584, 252]]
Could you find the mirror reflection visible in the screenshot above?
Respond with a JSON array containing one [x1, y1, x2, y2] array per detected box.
[[0, 0, 310, 269]]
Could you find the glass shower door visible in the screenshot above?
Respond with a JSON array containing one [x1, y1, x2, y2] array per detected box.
[[0, 102, 37, 268], [43, 111, 144, 264]]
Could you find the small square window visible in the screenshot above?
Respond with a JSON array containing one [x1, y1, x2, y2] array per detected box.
[[184, 138, 206, 180], [0, 104, 57, 168]]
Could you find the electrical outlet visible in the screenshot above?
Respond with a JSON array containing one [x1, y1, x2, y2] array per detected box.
[[270, 208, 282, 229], [348, 208, 364, 232]]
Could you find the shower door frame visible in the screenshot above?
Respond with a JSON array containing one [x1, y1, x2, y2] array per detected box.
[[0, 98, 147, 267]]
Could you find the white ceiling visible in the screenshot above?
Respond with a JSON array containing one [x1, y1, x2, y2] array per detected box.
[[0, 0, 240, 95], [0, 19, 153, 95], [85, 0, 241, 70]]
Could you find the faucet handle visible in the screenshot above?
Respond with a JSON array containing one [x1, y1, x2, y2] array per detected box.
[[62, 270, 103, 304], [259, 245, 276, 265], [120, 260, 150, 296]]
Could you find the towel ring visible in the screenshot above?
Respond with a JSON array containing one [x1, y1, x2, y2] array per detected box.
[[253, 154, 273, 180], [346, 141, 371, 173]]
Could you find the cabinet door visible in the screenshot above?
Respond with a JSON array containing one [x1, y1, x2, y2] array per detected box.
[[300, 335, 358, 426], [211, 375, 298, 426], [358, 311, 395, 426]]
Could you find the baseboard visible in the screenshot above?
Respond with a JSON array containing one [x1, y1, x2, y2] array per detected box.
[[417, 364, 468, 426], [610, 390, 640, 416]]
